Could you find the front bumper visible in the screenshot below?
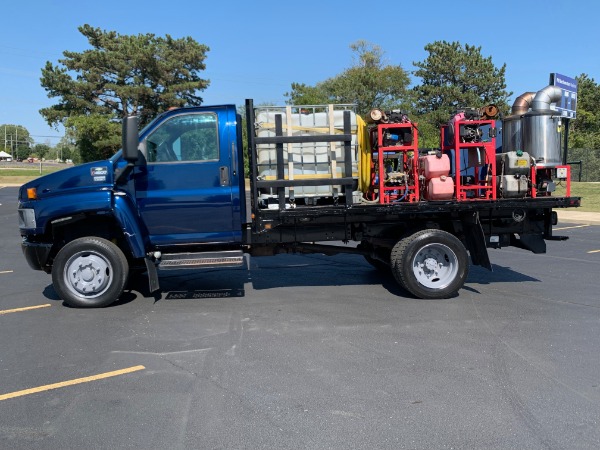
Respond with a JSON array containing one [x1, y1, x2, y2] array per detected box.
[[22, 241, 53, 272]]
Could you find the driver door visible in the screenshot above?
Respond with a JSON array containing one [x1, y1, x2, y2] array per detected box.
[[133, 108, 240, 246]]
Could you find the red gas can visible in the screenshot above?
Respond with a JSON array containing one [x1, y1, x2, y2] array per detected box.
[[420, 154, 450, 179], [427, 176, 454, 200]]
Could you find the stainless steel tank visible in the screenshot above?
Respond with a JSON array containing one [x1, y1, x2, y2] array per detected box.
[[501, 115, 523, 154], [504, 91, 536, 154], [522, 111, 562, 168]]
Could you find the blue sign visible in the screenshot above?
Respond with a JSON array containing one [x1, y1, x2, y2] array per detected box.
[[552, 74, 578, 91], [550, 73, 578, 118]]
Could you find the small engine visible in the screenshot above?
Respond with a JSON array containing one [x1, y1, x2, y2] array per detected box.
[[447, 108, 483, 143], [370, 109, 413, 146]]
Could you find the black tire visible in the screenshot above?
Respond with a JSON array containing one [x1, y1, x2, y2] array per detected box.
[[390, 229, 469, 299], [52, 237, 129, 308]]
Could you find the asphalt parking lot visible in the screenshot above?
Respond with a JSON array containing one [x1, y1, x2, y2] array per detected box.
[[1, 185, 599, 449]]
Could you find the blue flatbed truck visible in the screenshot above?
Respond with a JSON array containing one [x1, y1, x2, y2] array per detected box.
[[18, 99, 580, 307]]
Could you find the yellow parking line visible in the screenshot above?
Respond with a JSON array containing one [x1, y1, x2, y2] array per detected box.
[[553, 224, 590, 231], [0, 304, 51, 315], [0, 365, 146, 401], [0, 270, 14, 274], [588, 250, 600, 254]]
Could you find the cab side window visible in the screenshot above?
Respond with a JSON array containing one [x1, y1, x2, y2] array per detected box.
[[146, 113, 219, 163]]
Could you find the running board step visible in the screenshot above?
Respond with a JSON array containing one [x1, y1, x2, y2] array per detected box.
[[158, 250, 245, 270]]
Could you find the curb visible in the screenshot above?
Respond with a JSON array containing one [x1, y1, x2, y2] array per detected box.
[[555, 210, 600, 225]]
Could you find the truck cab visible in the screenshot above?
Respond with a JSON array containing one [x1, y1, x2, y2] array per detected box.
[[19, 105, 246, 307]]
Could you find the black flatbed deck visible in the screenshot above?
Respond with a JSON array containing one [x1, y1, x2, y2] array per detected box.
[[254, 196, 580, 223]]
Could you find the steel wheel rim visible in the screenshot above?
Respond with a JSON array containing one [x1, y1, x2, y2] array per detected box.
[[63, 251, 112, 298], [411, 243, 459, 289]]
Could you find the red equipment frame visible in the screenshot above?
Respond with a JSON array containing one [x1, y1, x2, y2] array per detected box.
[[370, 123, 420, 204], [440, 120, 497, 201]]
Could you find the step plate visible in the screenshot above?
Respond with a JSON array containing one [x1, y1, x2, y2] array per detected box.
[[159, 251, 245, 270]]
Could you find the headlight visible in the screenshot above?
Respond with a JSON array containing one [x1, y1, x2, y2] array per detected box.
[[18, 209, 36, 229]]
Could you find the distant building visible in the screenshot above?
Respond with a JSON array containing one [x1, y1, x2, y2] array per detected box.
[[0, 151, 13, 161]]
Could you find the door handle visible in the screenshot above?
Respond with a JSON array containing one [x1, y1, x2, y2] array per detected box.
[[220, 166, 230, 186], [231, 142, 238, 176]]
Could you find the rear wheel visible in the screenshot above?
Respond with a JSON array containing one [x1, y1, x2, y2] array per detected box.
[[391, 229, 468, 299], [52, 237, 129, 308]]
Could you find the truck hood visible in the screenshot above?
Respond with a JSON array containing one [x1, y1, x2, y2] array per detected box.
[[19, 161, 115, 201]]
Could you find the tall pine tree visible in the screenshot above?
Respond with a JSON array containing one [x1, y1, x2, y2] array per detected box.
[[413, 41, 511, 145], [40, 25, 210, 161]]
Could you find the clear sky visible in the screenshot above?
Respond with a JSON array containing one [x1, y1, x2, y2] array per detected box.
[[1, 0, 598, 147]]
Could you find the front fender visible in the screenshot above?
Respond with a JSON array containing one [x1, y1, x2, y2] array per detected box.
[[113, 193, 147, 259], [20, 189, 113, 236]]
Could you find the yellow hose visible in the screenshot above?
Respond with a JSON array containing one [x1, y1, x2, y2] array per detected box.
[[356, 115, 371, 193]]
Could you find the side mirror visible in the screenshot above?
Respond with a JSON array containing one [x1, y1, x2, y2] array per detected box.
[[122, 116, 140, 162]]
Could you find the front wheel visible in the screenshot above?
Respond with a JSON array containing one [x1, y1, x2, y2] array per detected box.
[[390, 229, 469, 299], [52, 237, 129, 308]]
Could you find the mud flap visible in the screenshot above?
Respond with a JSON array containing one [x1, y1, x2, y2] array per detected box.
[[144, 257, 160, 293], [510, 233, 546, 254], [462, 212, 492, 271]]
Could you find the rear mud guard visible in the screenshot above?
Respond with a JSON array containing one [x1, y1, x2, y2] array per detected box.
[[462, 212, 492, 271], [144, 257, 160, 293], [511, 233, 546, 254]]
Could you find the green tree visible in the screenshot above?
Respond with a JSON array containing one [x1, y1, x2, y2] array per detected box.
[[56, 134, 79, 163], [285, 83, 330, 106], [1, 124, 33, 160], [286, 41, 411, 116], [40, 24, 210, 162], [567, 74, 600, 181], [33, 143, 51, 161], [569, 74, 600, 149], [413, 41, 511, 146], [65, 114, 121, 162]]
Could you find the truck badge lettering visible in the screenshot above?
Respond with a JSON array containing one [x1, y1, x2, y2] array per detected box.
[[91, 167, 108, 176], [91, 167, 108, 182]]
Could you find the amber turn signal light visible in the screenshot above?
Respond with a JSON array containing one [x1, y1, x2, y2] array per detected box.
[[27, 188, 38, 200]]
